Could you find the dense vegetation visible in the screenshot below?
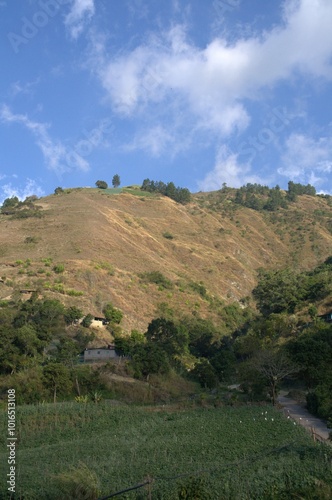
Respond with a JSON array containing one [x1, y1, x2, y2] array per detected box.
[[0, 403, 331, 499], [141, 178, 192, 204], [1, 182, 332, 498], [0, 195, 43, 219], [232, 181, 316, 211]]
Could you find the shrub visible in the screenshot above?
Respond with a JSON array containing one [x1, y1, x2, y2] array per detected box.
[[82, 314, 94, 328], [25, 236, 39, 244], [162, 231, 174, 239], [53, 264, 65, 274], [53, 462, 101, 500], [139, 271, 173, 290], [103, 303, 123, 324], [66, 289, 84, 297], [41, 257, 53, 267], [95, 180, 108, 189]]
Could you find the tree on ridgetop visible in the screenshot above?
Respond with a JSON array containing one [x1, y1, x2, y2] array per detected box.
[[112, 174, 121, 188], [95, 180, 108, 189]]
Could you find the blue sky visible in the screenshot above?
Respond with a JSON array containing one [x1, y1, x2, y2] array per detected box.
[[1, 0, 332, 203]]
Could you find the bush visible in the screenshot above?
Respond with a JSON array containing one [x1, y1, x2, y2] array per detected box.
[[53, 264, 65, 274], [162, 231, 174, 239], [95, 180, 108, 189], [103, 303, 123, 324], [139, 271, 173, 290], [53, 462, 101, 500], [82, 314, 94, 328], [25, 236, 39, 244]]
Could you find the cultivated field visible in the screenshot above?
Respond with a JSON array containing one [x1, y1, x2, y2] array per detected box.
[[1, 402, 331, 498]]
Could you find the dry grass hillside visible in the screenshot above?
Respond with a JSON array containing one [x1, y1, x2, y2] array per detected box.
[[1, 187, 332, 332]]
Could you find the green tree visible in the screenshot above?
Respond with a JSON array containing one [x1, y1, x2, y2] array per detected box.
[[146, 318, 188, 357], [102, 302, 123, 324], [42, 362, 72, 403], [249, 349, 298, 405], [253, 268, 305, 315], [1, 196, 19, 209], [81, 314, 94, 328], [95, 180, 108, 189], [64, 306, 83, 325], [112, 174, 121, 188], [54, 187, 64, 195], [131, 343, 170, 379], [56, 337, 81, 366], [191, 359, 218, 388]]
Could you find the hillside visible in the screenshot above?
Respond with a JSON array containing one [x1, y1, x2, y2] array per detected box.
[[1, 187, 332, 332]]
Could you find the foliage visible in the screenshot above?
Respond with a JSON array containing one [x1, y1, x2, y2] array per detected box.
[[53, 462, 101, 500], [1, 196, 19, 209], [287, 181, 316, 200], [247, 348, 299, 405], [42, 362, 72, 402], [146, 317, 188, 357], [95, 180, 108, 189], [139, 270, 173, 289], [114, 330, 145, 356], [53, 263, 65, 274], [102, 302, 123, 324], [191, 359, 218, 388], [177, 477, 213, 499], [162, 231, 174, 239], [1, 403, 331, 498], [253, 257, 332, 315], [81, 313, 94, 328], [64, 306, 83, 325], [141, 178, 191, 204], [131, 342, 170, 379], [54, 187, 64, 195], [253, 268, 305, 315], [112, 174, 121, 188]]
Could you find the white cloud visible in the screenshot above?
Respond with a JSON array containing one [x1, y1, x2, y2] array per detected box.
[[0, 179, 45, 205], [0, 105, 90, 175], [89, 0, 332, 139], [197, 145, 268, 191], [126, 125, 174, 157], [65, 0, 95, 39], [278, 133, 332, 186], [10, 78, 40, 97]]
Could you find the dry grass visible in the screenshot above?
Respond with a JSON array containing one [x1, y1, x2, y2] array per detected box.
[[1, 188, 332, 331]]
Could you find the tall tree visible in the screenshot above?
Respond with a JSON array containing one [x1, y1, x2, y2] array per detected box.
[[250, 349, 298, 405], [112, 174, 121, 188]]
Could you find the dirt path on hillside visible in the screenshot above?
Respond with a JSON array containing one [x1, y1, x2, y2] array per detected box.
[[277, 392, 331, 442]]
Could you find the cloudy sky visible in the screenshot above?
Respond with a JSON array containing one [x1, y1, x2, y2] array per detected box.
[[1, 0, 332, 202]]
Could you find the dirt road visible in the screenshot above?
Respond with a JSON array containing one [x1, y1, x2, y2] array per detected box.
[[277, 393, 330, 442]]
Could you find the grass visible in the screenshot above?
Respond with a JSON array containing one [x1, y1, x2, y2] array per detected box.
[[0, 402, 331, 498], [1, 188, 332, 332]]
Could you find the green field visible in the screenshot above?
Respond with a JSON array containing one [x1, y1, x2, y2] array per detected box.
[[99, 187, 158, 197], [1, 402, 331, 499]]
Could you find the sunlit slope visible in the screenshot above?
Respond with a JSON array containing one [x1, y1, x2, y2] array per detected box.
[[0, 188, 331, 331]]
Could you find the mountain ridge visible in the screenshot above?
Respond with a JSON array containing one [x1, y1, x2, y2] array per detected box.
[[1, 187, 332, 332]]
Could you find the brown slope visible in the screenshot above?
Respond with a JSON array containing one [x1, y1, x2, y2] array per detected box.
[[0, 188, 332, 332]]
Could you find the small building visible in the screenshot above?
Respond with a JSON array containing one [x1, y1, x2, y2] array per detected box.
[[83, 344, 118, 362], [318, 311, 332, 323], [90, 317, 110, 328]]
